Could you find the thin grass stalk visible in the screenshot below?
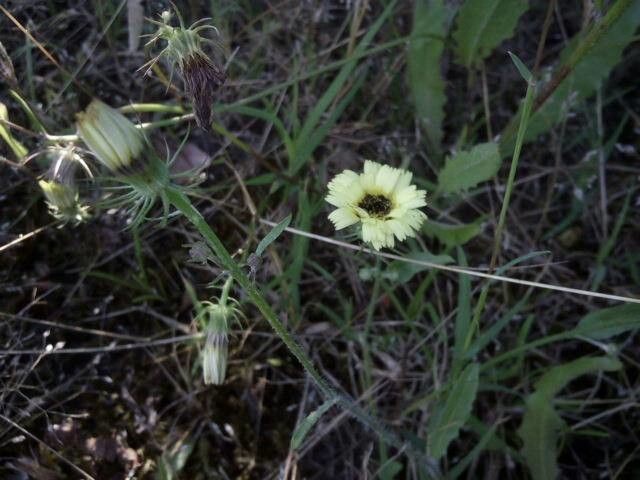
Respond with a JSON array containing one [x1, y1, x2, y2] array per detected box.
[[464, 77, 537, 350]]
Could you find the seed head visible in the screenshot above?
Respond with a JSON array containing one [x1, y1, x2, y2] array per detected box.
[[144, 9, 226, 130]]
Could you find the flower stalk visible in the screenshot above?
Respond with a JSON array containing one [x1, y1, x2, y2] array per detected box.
[[164, 186, 438, 473]]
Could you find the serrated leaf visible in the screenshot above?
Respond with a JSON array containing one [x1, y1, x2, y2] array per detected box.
[[255, 214, 291, 257], [438, 142, 500, 194], [453, 0, 529, 69], [518, 356, 622, 480], [518, 392, 564, 480], [290, 398, 337, 450], [407, 0, 448, 147], [573, 304, 640, 340], [427, 362, 479, 459], [500, 1, 640, 156], [422, 217, 483, 247]]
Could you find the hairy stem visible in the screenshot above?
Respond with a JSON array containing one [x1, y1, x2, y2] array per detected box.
[[165, 185, 439, 474]]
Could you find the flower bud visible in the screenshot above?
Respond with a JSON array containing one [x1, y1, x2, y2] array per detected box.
[[200, 304, 230, 385], [203, 327, 228, 386], [76, 100, 144, 172], [38, 145, 89, 223], [39, 180, 87, 223]]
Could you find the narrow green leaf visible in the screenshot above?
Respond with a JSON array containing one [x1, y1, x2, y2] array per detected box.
[[427, 362, 479, 459], [453, 0, 529, 69], [453, 248, 471, 368], [508, 51, 533, 83], [290, 398, 337, 450], [573, 304, 640, 340], [422, 217, 483, 247], [438, 142, 500, 194], [407, 0, 448, 147], [155, 438, 195, 480], [0, 102, 27, 160], [255, 214, 292, 257], [290, 0, 397, 174], [518, 356, 622, 480], [448, 421, 499, 479]]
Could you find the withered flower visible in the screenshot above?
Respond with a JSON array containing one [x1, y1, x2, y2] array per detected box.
[[144, 9, 226, 130]]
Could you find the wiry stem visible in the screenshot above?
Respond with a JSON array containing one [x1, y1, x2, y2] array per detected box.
[[165, 185, 440, 476]]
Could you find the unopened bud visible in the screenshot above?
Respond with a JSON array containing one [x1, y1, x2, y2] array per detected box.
[[76, 100, 144, 172], [38, 179, 87, 224], [203, 327, 228, 385]]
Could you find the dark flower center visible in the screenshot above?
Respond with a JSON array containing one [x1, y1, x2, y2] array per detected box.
[[358, 194, 392, 217]]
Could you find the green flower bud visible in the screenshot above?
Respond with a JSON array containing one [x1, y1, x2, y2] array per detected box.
[[76, 100, 144, 172]]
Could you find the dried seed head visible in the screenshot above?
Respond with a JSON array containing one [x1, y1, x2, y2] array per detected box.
[[144, 10, 226, 129], [181, 51, 226, 129]]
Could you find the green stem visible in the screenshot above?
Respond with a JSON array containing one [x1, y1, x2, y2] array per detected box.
[[362, 256, 381, 394], [469, 76, 536, 350], [164, 186, 439, 473]]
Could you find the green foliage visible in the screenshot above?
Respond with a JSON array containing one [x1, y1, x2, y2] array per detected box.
[[422, 217, 483, 247], [508, 51, 533, 83], [407, 0, 448, 148], [453, 248, 471, 370], [453, 0, 529, 69], [255, 214, 291, 257], [155, 438, 195, 480], [518, 356, 622, 480], [289, 1, 397, 174], [501, 1, 640, 155], [290, 398, 337, 450], [0, 102, 27, 160], [437, 142, 500, 194], [574, 304, 640, 340], [427, 362, 479, 459]]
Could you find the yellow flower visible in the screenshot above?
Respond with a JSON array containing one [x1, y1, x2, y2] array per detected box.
[[326, 161, 427, 250]]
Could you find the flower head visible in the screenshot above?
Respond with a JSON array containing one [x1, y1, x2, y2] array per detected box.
[[326, 161, 427, 250], [38, 145, 89, 224], [197, 301, 232, 385], [76, 100, 144, 172], [38, 180, 88, 224], [144, 9, 226, 130], [76, 100, 174, 227]]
